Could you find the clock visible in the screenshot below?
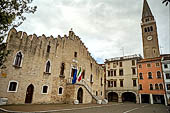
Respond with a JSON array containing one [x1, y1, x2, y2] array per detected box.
[[147, 36, 153, 40]]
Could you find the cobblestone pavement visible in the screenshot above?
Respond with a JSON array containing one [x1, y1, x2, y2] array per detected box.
[[0, 103, 169, 113]]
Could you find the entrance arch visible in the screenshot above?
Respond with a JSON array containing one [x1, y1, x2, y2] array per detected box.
[[122, 92, 136, 103], [77, 87, 83, 103], [108, 92, 118, 102], [25, 84, 34, 103]]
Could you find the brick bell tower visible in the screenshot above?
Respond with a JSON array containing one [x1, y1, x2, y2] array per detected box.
[[141, 0, 160, 59]]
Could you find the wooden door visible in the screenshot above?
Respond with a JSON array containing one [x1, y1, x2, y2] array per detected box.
[[25, 84, 34, 103]]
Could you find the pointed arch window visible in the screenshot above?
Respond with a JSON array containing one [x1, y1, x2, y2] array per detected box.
[[150, 84, 153, 90], [159, 84, 163, 90], [155, 84, 159, 90], [157, 71, 161, 79], [45, 60, 51, 73], [14, 51, 23, 67], [90, 74, 93, 83], [60, 62, 65, 77]]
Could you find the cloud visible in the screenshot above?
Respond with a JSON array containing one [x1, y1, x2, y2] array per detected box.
[[17, 0, 169, 63]]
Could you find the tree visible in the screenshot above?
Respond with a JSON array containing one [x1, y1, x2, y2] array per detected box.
[[0, 0, 37, 68], [162, 0, 170, 6]]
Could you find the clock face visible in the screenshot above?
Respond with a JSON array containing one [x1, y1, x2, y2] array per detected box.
[[147, 36, 153, 40]]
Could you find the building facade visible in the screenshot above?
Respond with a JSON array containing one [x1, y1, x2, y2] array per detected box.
[[161, 55, 170, 105], [0, 28, 105, 104], [105, 54, 141, 103], [138, 58, 167, 105]]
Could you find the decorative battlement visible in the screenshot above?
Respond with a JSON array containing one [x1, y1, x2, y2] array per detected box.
[[7, 28, 99, 65]]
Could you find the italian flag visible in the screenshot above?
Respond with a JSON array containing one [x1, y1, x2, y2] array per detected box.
[[77, 67, 82, 82]]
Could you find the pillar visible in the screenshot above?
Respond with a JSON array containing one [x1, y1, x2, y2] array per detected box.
[[139, 94, 142, 104], [164, 94, 168, 106], [150, 94, 153, 104]]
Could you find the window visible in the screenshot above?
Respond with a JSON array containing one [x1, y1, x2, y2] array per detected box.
[[74, 52, 77, 57], [150, 84, 153, 90], [101, 91, 102, 96], [139, 84, 142, 90], [60, 62, 65, 76], [42, 85, 48, 94], [7, 81, 18, 92], [159, 84, 163, 90], [132, 68, 136, 75], [82, 70, 85, 79], [58, 87, 63, 95], [139, 64, 142, 68], [155, 84, 159, 90], [114, 70, 116, 76], [114, 81, 117, 87], [119, 69, 123, 76], [96, 91, 98, 96], [144, 28, 147, 32], [110, 81, 113, 87], [167, 84, 170, 90], [164, 64, 168, 68], [132, 60, 135, 66], [120, 80, 123, 87], [90, 74, 93, 83], [166, 73, 170, 79], [157, 71, 161, 79], [108, 71, 110, 76], [147, 27, 150, 32], [113, 63, 116, 68], [47, 45, 51, 53], [150, 26, 153, 31], [133, 80, 137, 87], [147, 63, 151, 68], [119, 62, 122, 67], [45, 60, 51, 73], [14, 51, 23, 67], [139, 73, 143, 80], [101, 78, 103, 86], [108, 81, 110, 87], [156, 63, 160, 67], [90, 63, 93, 70], [148, 72, 152, 79], [111, 70, 113, 76]]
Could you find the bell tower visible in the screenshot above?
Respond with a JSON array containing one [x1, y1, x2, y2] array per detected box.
[[141, 0, 160, 59]]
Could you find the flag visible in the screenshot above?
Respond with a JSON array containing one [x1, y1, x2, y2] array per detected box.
[[78, 71, 83, 81], [72, 69, 77, 84], [77, 67, 82, 82]]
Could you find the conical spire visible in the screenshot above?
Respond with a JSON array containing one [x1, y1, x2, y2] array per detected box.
[[142, 0, 153, 18]]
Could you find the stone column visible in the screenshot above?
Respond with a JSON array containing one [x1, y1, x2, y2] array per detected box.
[[164, 94, 168, 106], [150, 94, 153, 104], [139, 94, 142, 104]]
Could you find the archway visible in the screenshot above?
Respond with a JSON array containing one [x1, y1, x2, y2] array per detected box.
[[108, 92, 118, 102], [25, 84, 34, 103], [77, 87, 83, 103], [122, 92, 136, 103]]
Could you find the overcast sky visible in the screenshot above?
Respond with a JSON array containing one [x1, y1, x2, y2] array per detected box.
[[16, 0, 170, 64]]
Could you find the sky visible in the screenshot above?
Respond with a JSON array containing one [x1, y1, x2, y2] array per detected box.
[[16, 0, 170, 64]]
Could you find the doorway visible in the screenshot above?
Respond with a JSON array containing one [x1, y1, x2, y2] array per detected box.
[[25, 84, 34, 103], [77, 87, 83, 103]]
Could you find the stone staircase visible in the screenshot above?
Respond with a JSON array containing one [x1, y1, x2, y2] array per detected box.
[[67, 78, 107, 104]]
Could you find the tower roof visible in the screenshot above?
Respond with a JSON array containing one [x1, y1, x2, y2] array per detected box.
[[142, 0, 153, 18]]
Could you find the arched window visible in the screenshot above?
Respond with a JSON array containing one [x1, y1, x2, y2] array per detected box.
[[45, 60, 51, 73], [157, 71, 161, 78], [159, 84, 163, 90], [150, 26, 153, 31], [144, 28, 147, 32], [155, 84, 159, 90], [139, 84, 142, 90], [58, 87, 63, 95], [150, 84, 153, 90], [14, 51, 23, 67], [139, 73, 143, 79], [148, 72, 152, 79]]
